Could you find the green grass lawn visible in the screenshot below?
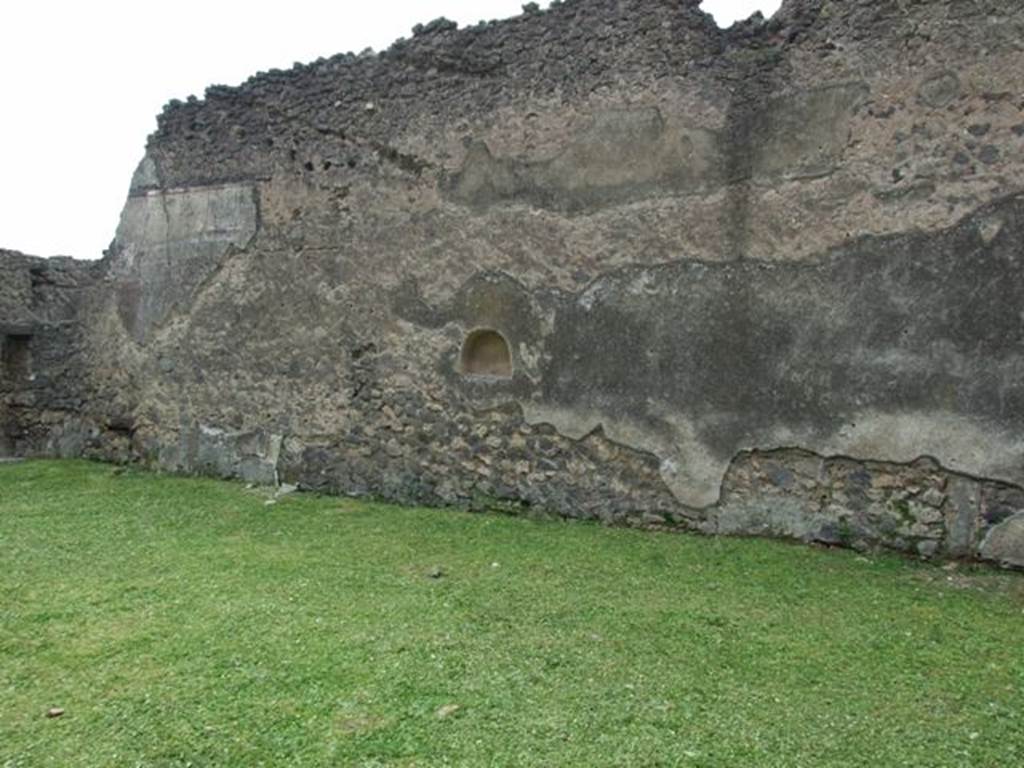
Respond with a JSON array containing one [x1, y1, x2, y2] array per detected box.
[[1, 460, 1022, 767]]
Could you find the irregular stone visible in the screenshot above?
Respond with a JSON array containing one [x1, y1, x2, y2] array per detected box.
[[944, 477, 980, 558], [918, 71, 961, 107], [917, 540, 940, 559], [979, 514, 1024, 568], [914, 505, 944, 526]]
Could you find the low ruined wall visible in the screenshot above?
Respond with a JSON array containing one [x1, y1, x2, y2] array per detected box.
[[0, 250, 102, 458], [6, 0, 1024, 568]]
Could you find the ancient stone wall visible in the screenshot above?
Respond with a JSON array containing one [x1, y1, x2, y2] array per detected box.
[[4, 0, 1024, 568], [0, 250, 100, 457]]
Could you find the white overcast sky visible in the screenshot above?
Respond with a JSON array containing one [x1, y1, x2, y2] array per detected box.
[[0, 0, 780, 259]]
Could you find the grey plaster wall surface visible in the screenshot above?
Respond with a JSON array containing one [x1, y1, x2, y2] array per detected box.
[[4, 0, 1024, 568], [110, 183, 260, 341]]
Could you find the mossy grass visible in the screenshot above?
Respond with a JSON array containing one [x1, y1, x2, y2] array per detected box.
[[2, 460, 1022, 766]]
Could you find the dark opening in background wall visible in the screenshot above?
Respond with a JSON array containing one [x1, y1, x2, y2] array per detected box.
[[2, 335, 32, 384], [460, 329, 513, 379]]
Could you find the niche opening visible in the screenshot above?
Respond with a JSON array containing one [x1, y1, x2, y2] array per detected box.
[[460, 329, 513, 379], [2, 335, 32, 384]]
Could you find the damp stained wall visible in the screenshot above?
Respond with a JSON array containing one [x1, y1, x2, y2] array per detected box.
[[4, 0, 1024, 567]]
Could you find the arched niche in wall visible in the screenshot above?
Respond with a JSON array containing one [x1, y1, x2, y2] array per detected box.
[[459, 329, 513, 379]]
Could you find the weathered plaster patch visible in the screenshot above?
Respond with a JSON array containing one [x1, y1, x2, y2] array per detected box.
[[797, 410, 1024, 486], [446, 84, 865, 213], [526, 194, 1024, 508], [447, 107, 721, 211], [111, 181, 259, 341], [746, 82, 868, 182], [521, 401, 721, 510], [129, 154, 161, 193]]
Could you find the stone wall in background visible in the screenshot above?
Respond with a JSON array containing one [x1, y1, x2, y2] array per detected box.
[[3, 0, 1024, 569], [0, 251, 101, 458]]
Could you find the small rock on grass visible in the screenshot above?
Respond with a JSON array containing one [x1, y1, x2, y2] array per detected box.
[[46, 708, 65, 719], [435, 704, 460, 719]]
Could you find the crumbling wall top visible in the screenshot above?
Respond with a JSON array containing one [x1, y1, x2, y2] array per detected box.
[[150, 0, 726, 185], [144, 0, 1024, 190]]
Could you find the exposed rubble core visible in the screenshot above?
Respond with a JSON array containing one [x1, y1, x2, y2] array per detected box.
[[4, 0, 1024, 568], [0, 250, 101, 458]]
